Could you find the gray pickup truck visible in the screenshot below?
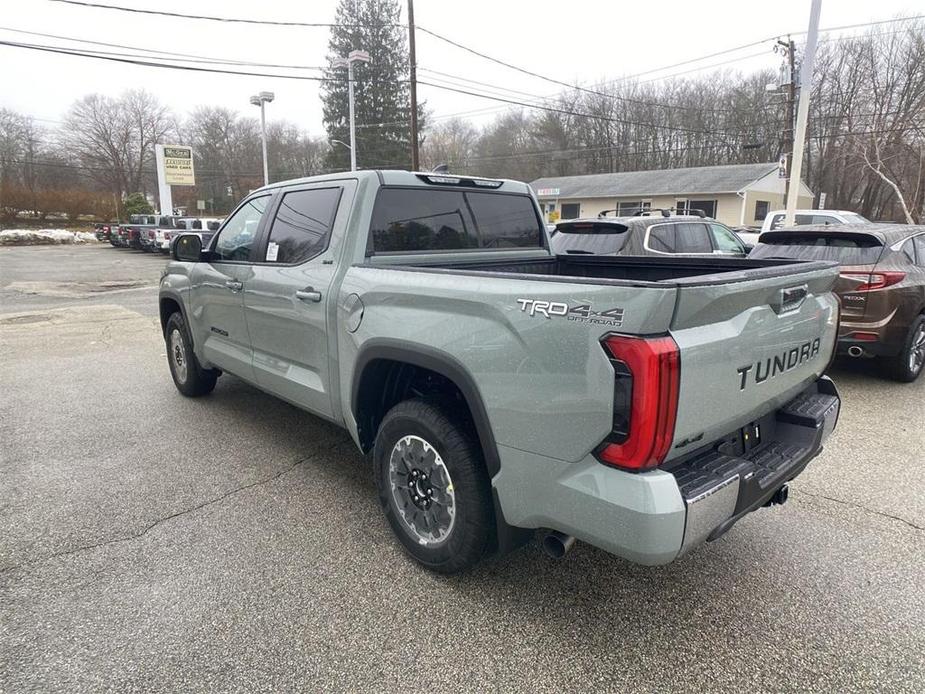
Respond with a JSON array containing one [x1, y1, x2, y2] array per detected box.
[[159, 170, 841, 573]]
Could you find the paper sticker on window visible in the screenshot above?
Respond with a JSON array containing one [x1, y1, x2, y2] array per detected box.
[[266, 241, 279, 262]]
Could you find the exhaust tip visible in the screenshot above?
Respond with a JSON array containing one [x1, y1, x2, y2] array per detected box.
[[541, 531, 576, 559], [847, 345, 864, 358]]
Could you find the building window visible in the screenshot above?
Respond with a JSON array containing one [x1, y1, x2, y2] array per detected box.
[[616, 200, 650, 216], [754, 200, 770, 221], [682, 199, 716, 218], [560, 203, 580, 219]]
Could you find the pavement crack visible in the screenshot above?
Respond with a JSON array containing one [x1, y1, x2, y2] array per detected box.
[[794, 489, 924, 531], [1, 437, 352, 575]]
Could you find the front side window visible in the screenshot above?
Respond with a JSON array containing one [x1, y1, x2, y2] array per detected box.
[[212, 195, 270, 262], [265, 187, 342, 263], [709, 223, 745, 253]]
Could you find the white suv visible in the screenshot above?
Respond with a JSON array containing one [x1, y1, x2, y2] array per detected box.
[[760, 209, 870, 233]]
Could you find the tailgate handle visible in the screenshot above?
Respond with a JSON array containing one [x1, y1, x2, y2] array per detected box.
[[775, 284, 808, 313]]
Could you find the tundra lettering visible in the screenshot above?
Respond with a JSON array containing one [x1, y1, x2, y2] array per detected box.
[[737, 338, 821, 390]]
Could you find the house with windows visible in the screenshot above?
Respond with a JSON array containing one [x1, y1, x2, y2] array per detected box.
[[530, 162, 814, 227]]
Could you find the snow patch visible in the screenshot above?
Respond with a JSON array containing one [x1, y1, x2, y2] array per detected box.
[[0, 229, 100, 246]]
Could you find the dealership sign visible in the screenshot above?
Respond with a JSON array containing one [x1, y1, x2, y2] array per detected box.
[[161, 145, 196, 186], [535, 187, 560, 197]]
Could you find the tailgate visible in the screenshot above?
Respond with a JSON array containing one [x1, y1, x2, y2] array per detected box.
[[667, 262, 839, 462]]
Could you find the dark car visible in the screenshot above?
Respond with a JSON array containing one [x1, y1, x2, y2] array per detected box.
[[551, 212, 748, 258], [751, 224, 925, 381], [94, 222, 118, 241]]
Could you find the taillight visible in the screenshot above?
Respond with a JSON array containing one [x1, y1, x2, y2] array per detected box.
[[840, 270, 905, 291], [595, 334, 680, 471]]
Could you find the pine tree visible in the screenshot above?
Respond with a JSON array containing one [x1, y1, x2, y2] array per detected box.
[[322, 0, 420, 172]]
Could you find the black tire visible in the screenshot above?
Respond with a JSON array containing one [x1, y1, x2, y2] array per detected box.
[[887, 314, 925, 382], [164, 311, 218, 397], [373, 398, 494, 574]]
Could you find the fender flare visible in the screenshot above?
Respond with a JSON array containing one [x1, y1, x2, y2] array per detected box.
[[350, 338, 501, 478]]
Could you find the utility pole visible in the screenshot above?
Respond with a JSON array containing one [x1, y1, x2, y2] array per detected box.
[[784, 0, 822, 227], [779, 36, 796, 202], [408, 0, 420, 170]]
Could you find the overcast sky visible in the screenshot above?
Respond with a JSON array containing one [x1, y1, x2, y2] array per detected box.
[[1, 0, 920, 137]]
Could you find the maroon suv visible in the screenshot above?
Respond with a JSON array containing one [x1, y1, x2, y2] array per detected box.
[[752, 224, 925, 382]]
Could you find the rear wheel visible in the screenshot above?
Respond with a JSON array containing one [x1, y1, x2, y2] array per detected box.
[[887, 315, 925, 382], [373, 399, 493, 574], [165, 312, 218, 396]]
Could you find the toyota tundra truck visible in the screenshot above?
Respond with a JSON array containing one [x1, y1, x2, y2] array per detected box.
[[158, 170, 842, 574]]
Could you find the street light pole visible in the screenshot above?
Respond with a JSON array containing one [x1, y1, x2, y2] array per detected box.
[[250, 91, 275, 186], [335, 50, 371, 172], [347, 59, 357, 172]]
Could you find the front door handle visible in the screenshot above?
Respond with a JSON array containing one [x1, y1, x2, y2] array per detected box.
[[295, 287, 322, 303], [225, 280, 243, 292]]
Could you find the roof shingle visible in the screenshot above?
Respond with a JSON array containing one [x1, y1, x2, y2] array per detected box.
[[530, 162, 779, 198]]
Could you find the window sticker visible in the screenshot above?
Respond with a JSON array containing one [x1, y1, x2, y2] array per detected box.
[[266, 241, 280, 262]]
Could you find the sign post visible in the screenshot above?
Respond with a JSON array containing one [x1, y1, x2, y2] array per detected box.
[[155, 144, 196, 215]]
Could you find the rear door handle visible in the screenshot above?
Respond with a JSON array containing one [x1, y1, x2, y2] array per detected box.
[[224, 280, 243, 292], [295, 287, 322, 303]]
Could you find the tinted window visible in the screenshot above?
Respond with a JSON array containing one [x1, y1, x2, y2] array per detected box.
[[709, 223, 745, 253], [212, 195, 270, 262], [371, 188, 542, 253], [647, 224, 679, 253], [191, 219, 202, 230], [550, 222, 630, 255], [750, 232, 884, 265], [676, 222, 713, 253], [265, 187, 341, 263], [915, 235, 925, 266]]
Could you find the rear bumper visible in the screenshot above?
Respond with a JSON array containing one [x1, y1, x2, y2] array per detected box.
[[837, 313, 905, 357], [492, 376, 840, 565]]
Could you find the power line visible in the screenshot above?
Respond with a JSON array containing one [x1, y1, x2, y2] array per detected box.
[[0, 38, 765, 138], [0, 39, 337, 81], [0, 26, 326, 70], [48, 0, 400, 28]]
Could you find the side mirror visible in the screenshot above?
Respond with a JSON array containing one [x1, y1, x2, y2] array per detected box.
[[173, 233, 203, 262], [743, 243, 755, 253]]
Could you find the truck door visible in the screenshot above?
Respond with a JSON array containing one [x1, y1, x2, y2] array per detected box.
[[243, 180, 355, 419], [188, 193, 273, 383]]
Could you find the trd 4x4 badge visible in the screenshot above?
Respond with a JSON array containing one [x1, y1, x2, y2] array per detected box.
[[516, 298, 624, 327]]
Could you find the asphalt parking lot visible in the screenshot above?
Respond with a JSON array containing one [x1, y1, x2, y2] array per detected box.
[[1, 244, 923, 693]]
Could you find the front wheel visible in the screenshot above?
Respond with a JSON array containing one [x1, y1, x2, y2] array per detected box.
[[373, 399, 494, 574], [164, 312, 218, 396], [887, 315, 925, 382]]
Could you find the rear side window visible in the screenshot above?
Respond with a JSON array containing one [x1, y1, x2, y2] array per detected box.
[[899, 239, 916, 263], [750, 232, 884, 265], [915, 235, 925, 266], [647, 223, 712, 254], [371, 188, 542, 253], [647, 223, 680, 253], [265, 187, 342, 263]]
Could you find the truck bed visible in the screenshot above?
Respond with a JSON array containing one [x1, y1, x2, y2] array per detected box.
[[382, 253, 836, 286]]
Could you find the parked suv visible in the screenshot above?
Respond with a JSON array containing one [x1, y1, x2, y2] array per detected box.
[[551, 212, 748, 257], [752, 225, 925, 381], [760, 209, 871, 233]]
